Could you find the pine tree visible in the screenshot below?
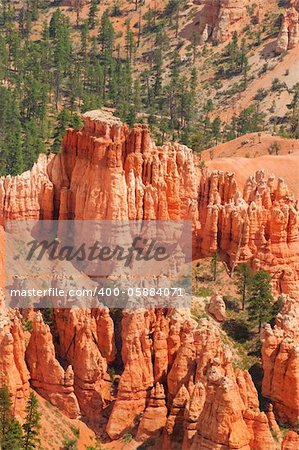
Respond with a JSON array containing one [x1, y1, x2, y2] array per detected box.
[[235, 263, 252, 310], [0, 386, 23, 450], [247, 270, 274, 332], [287, 82, 299, 138], [98, 10, 115, 98], [0, 35, 8, 81], [212, 117, 221, 144], [211, 251, 218, 282], [88, 0, 98, 29], [125, 21, 135, 64], [22, 392, 41, 450], [1, 418, 23, 450], [52, 12, 72, 108], [0, 386, 11, 438], [191, 31, 199, 64]]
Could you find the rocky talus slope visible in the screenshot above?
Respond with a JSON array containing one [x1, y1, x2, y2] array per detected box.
[[0, 110, 298, 448]]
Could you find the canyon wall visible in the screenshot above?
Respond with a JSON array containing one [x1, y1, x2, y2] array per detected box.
[[1, 109, 298, 298], [262, 296, 299, 427], [0, 110, 299, 446]]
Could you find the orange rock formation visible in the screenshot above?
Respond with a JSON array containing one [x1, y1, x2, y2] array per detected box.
[[195, 0, 250, 45], [0, 110, 299, 447], [276, 0, 299, 53], [262, 296, 299, 426]]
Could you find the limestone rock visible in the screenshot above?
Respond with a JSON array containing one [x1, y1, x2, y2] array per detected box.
[[106, 309, 155, 439], [261, 297, 299, 426], [208, 293, 226, 322], [136, 383, 167, 442], [276, 2, 299, 53], [0, 309, 30, 414], [26, 312, 80, 418], [282, 431, 299, 449], [196, 0, 250, 45]]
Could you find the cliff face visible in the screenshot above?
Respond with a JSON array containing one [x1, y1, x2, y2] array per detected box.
[[25, 312, 80, 419], [0, 301, 30, 415], [52, 111, 298, 298], [1, 110, 297, 295], [199, 169, 299, 297], [0, 110, 299, 446], [276, 0, 299, 53], [49, 109, 200, 224], [195, 0, 250, 44], [262, 296, 299, 426], [0, 154, 54, 224]]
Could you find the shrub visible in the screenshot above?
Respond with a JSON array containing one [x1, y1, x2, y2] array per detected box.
[[71, 426, 80, 438], [22, 318, 33, 332], [122, 432, 133, 444], [254, 88, 268, 101], [268, 141, 281, 155], [63, 438, 78, 450], [271, 78, 287, 92]]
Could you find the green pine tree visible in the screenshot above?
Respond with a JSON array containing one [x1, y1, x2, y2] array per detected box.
[[22, 392, 41, 450], [235, 263, 252, 310], [211, 251, 218, 282], [88, 0, 98, 29], [1, 418, 23, 450], [0, 386, 11, 438], [247, 270, 274, 332]]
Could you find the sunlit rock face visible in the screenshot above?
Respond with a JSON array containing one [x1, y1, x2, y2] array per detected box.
[[0, 109, 298, 446], [262, 296, 299, 426], [276, 0, 299, 53]]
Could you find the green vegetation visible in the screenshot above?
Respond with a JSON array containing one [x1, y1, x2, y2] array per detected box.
[[235, 263, 252, 310], [0, 387, 41, 450], [211, 251, 218, 282], [63, 438, 78, 450], [70, 426, 80, 439], [0, 2, 296, 176], [287, 82, 299, 138], [122, 432, 133, 444], [23, 392, 41, 450], [268, 141, 281, 155], [22, 318, 33, 333], [247, 269, 275, 332]]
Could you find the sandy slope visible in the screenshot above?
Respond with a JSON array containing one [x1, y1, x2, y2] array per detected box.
[[201, 132, 299, 159], [207, 152, 299, 197]]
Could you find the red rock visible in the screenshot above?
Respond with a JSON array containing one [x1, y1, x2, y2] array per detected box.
[[167, 318, 197, 398], [0, 110, 298, 447], [106, 309, 155, 439], [163, 384, 190, 449], [276, 1, 299, 53], [208, 293, 226, 322], [0, 155, 54, 224], [261, 297, 299, 426], [0, 309, 30, 414], [196, 0, 250, 45], [267, 404, 282, 443], [92, 305, 116, 363], [26, 312, 80, 418], [182, 382, 206, 450], [136, 383, 167, 443], [193, 376, 252, 449], [243, 410, 277, 450], [153, 309, 169, 383], [53, 308, 111, 425], [282, 431, 299, 449]]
